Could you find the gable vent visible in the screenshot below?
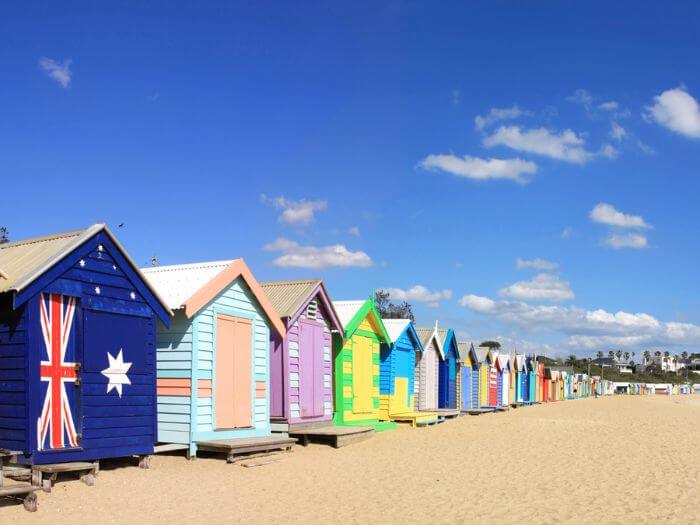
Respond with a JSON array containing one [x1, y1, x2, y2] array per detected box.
[[306, 300, 318, 319]]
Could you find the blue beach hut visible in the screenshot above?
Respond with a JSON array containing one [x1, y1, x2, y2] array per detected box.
[[0, 224, 171, 464], [437, 328, 459, 409], [379, 319, 437, 426], [457, 341, 478, 410]]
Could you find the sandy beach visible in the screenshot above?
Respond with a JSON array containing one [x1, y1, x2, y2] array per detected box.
[[4, 395, 700, 523]]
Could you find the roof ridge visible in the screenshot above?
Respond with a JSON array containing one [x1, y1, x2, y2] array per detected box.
[[0, 225, 94, 250], [259, 278, 321, 286], [142, 259, 236, 273]]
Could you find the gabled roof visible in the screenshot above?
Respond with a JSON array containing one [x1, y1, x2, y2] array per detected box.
[[498, 353, 512, 371], [259, 278, 342, 333], [415, 324, 444, 358], [514, 354, 527, 371], [143, 259, 285, 336], [474, 346, 490, 364], [382, 319, 424, 351], [437, 328, 458, 360], [332, 299, 390, 343], [0, 223, 171, 320], [457, 341, 477, 365]]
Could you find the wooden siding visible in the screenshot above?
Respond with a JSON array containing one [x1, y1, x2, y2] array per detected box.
[[0, 295, 26, 451], [285, 299, 333, 424], [155, 276, 272, 450], [379, 327, 418, 419], [416, 340, 439, 410], [156, 311, 193, 445], [18, 233, 161, 464], [333, 312, 381, 426]]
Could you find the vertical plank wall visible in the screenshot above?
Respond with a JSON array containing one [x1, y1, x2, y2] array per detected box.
[[0, 295, 26, 451], [285, 301, 333, 424]]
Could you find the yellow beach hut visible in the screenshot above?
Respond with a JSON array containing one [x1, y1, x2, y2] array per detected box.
[[332, 299, 395, 431]]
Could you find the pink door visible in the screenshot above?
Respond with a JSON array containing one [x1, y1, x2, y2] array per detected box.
[[215, 314, 253, 429], [299, 320, 324, 417]]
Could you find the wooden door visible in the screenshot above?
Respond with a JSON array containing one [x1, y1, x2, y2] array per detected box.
[[461, 366, 471, 409], [352, 336, 374, 414], [299, 320, 324, 417], [424, 345, 437, 409], [215, 314, 253, 429], [489, 367, 498, 407]]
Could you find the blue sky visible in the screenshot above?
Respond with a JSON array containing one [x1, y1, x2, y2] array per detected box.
[[3, 1, 700, 358]]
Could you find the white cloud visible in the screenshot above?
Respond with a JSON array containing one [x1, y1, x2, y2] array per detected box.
[[590, 203, 650, 229], [459, 293, 700, 350], [567, 89, 594, 113], [637, 141, 655, 155], [451, 89, 461, 106], [483, 126, 595, 164], [644, 87, 700, 139], [610, 122, 627, 142], [474, 105, 532, 131], [39, 57, 72, 88], [260, 195, 327, 225], [499, 273, 574, 302], [419, 154, 537, 183], [516, 257, 559, 271], [561, 227, 574, 239], [598, 101, 619, 111], [599, 143, 618, 159], [605, 232, 648, 249], [383, 285, 453, 308], [348, 226, 360, 237], [264, 237, 373, 269]]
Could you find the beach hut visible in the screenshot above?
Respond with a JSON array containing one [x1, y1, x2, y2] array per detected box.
[[257, 279, 342, 432], [332, 299, 395, 431], [474, 347, 492, 408], [414, 325, 443, 411], [527, 356, 538, 404], [379, 319, 437, 426], [143, 259, 295, 459], [457, 341, 478, 410], [437, 328, 459, 410], [487, 349, 500, 407], [0, 224, 171, 465], [498, 353, 511, 407]]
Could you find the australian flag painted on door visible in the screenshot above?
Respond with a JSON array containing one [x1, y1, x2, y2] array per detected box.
[[0, 224, 170, 464]]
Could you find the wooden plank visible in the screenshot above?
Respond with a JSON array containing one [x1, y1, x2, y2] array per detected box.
[[32, 461, 98, 474], [0, 485, 40, 497], [154, 443, 189, 454]]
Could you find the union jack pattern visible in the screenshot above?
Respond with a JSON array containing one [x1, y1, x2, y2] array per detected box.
[[37, 293, 79, 450]]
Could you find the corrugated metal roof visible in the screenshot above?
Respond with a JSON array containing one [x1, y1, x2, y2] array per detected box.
[[0, 224, 99, 293], [457, 341, 473, 362], [381, 318, 411, 343], [259, 279, 322, 319], [332, 300, 366, 330], [475, 347, 490, 363], [0, 224, 171, 316], [436, 328, 449, 346], [142, 260, 235, 310], [415, 327, 436, 349]]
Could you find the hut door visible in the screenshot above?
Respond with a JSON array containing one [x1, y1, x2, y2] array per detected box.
[[215, 314, 253, 429], [461, 366, 471, 409], [37, 293, 82, 450], [82, 307, 152, 449], [299, 320, 324, 418], [351, 336, 374, 414], [489, 367, 498, 406], [424, 345, 437, 409]]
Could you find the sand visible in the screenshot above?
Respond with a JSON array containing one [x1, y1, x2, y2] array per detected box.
[[4, 395, 700, 523]]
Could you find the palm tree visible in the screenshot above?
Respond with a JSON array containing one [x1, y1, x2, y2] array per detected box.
[[566, 354, 577, 366], [623, 351, 630, 362], [654, 351, 661, 358], [608, 350, 615, 359], [596, 351, 604, 359], [643, 350, 651, 364], [615, 350, 623, 361], [682, 351, 688, 362]]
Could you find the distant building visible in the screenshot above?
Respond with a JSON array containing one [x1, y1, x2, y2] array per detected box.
[[592, 357, 634, 374], [641, 352, 687, 373]]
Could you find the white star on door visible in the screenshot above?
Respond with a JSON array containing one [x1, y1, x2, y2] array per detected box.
[[101, 349, 132, 397]]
